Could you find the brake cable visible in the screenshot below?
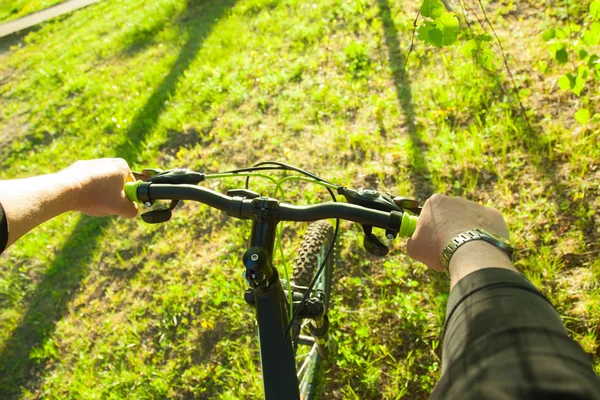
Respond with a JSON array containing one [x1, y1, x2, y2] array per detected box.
[[240, 162, 340, 339], [248, 161, 338, 187], [207, 163, 340, 339]]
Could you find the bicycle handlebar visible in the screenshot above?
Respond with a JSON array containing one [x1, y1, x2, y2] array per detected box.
[[125, 181, 418, 238]]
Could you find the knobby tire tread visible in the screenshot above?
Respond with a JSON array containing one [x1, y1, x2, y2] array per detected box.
[[293, 220, 334, 288], [291, 220, 335, 400]]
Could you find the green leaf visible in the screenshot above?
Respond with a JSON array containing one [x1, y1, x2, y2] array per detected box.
[[462, 38, 494, 69], [418, 21, 443, 47], [577, 65, 590, 80], [437, 12, 459, 46], [572, 76, 586, 96], [542, 28, 556, 41], [420, 0, 445, 19], [575, 108, 590, 124], [556, 27, 567, 39], [588, 54, 600, 69], [572, 23, 583, 33], [579, 48, 589, 60], [418, 22, 431, 42], [557, 74, 574, 91], [462, 39, 478, 57], [591, 0, 600, 20], [356, 325, 370, 338], [478, 47, 495, 70], [555, 48, 569, 64], [583, 22, 600, 46]]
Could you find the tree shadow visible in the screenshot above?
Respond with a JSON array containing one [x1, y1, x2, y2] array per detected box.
[[377, 0, 435, 201], [0, 26, 38, 57], [473, 35, 598, 263], [516, 120, 598, 267], [121, 18, 167, 57], [0, 0, 236, 396]]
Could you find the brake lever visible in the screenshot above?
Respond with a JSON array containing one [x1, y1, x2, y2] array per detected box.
[[132, 168, 204, 224], [338, 187, 420, 257], [132, 168, 164, 181], [135, 168, 205, 184], [141, 199, 180, 224], [338, 187, 400, 213], [393, 197, 422, 216], [362, 226, 389, 257]]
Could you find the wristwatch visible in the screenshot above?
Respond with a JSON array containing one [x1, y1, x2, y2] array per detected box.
[[441, 228, 514, 270]]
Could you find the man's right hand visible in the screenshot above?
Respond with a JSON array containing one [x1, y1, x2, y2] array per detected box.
[[407, 194, 511, 274]]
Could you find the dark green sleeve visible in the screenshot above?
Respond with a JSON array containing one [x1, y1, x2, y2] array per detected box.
[[0, 201, 7, 254], [432, 268, 600, 400]]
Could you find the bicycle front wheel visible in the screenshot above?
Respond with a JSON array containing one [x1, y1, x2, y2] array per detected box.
[[291, 220, 335, 400]]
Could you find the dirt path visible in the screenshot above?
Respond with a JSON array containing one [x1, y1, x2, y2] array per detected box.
[[0, 0, 100, 38]]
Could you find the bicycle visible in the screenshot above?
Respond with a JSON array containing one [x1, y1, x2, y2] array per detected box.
[[124, 162, 420, 400]]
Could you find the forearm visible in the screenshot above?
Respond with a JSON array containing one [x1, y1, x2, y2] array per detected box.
[[406, 194, 600, 397], [438, 233, 600, 398], [0, 173, 78, 248], [434, 268, 600, 399]]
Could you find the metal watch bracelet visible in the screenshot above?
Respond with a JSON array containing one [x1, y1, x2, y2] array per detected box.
[[441, 228, 514, 271]]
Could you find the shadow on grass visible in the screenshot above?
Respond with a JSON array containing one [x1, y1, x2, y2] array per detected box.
[[377, 0, 435, 201], [478, 64, 598, 260], [121, 19, 167, 57], [519, 124, 598, 266], [0, 0, 236, 396], [0, 27, 38, 85], [0, 23, 41, 55]]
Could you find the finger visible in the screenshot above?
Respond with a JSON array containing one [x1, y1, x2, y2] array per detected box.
[[122, 202, 139, 218], [117, 200, 138, 218], [117, 187, 139, 218]]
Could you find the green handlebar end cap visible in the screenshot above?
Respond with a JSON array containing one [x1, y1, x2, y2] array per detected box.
[[125, 181, 143, 203], [399, 212, 418, 238]]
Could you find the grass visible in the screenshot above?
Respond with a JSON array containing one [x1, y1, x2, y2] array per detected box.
[[0, 0, 598, 398], [0, 0, 65, 23]]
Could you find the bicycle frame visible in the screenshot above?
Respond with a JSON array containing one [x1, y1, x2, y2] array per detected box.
[[243, 198, 301, 399], [125, 178, 419, 399]]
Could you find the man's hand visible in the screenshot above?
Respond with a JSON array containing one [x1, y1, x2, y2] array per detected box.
[[59, 158, 138, 218], [407, 194, 511, 275]]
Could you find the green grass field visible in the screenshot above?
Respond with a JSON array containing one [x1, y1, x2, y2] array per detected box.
[[0, 0, 598, 398]]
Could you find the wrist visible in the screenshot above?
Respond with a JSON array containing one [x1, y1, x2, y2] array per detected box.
[[448, 240, 517, 290], [54, 171, 83, 212]]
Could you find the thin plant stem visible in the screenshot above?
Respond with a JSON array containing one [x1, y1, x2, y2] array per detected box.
[[401, 10, 421, 82], [475, 0, 534, 132]]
